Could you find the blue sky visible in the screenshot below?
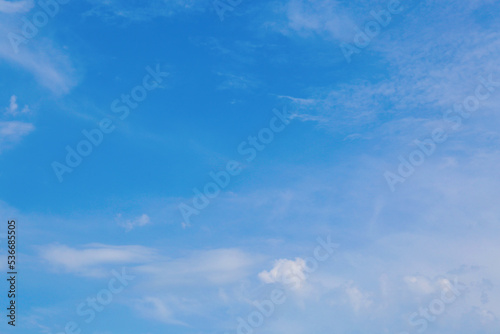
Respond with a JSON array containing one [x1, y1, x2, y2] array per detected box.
[[0, 0, 500, 333]]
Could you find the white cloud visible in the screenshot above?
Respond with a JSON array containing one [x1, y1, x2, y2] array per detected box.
[[97, 248, 265, 325], [275, 0, 500, 139], [136, 248, 260, 286], [133, 297, 187, 326], [344, 282, 373, 312], [39, 244, 156, 277], [216, 72, 260, 91], [5, 95, 29, 115], [0, 121, 34, 152], [117, 213, 151, 232], [279, 80, 397, 132], [0, 9, 79, 94], [0, 0, 33, 13], [258, 258, 307, 289], [83, 0, 210, 22], [0, 38, 79, 94], [273, 0, 355, 41], [404, 275, 436, 295]]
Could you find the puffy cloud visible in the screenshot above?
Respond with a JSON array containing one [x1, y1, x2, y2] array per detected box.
[[258, 258, 307, 289], [344, 282, 373, 312], [4, 95, 29, 116]]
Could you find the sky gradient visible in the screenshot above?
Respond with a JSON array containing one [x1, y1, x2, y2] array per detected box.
[[0, 0, 500, 333]]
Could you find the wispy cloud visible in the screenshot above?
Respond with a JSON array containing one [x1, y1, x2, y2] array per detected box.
[[0, 6, 79, 94], [0, 0, 33, 14], [39, 244, 156, 277], [135, 248, 261, 286], [0, 120, 34, 152], [83, 0, 210, 22], [132, 297, 188, 326], [116, 213, 151, 232], [278, 1, 500, 139], [266, 0, 355, 41], [216, 71, 261, 91]]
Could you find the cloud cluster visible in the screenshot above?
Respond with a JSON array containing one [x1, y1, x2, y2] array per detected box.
[[4, 95, 29, 116]]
